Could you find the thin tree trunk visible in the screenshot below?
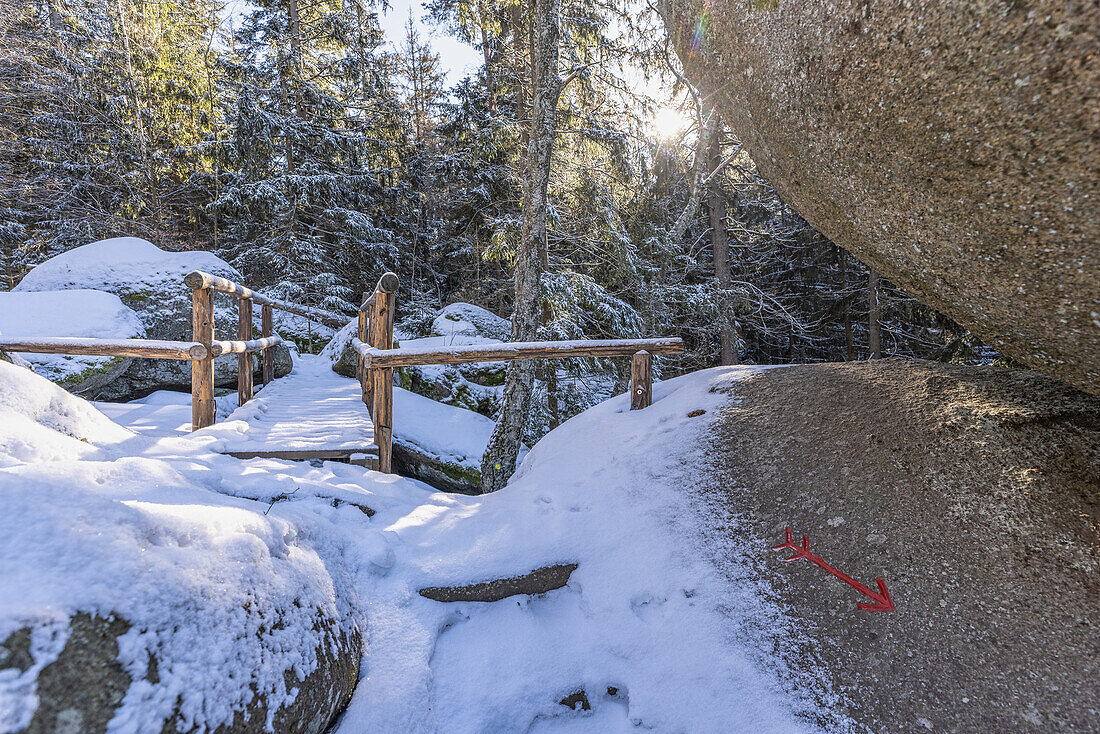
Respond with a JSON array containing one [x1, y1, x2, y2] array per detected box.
[[480, 0, 560, 493], [868, 268, 881, 358], [841, 255, 853, 360], [670, 114, 716, 243], [707, 127, 737, 365]]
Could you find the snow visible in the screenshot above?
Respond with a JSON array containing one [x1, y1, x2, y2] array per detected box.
[[393, 385, 497, 469], [431, 302, 511, 342], [0, 354, 834, 732], [12, 237, 235, 294], [0, 289, 145, 384]]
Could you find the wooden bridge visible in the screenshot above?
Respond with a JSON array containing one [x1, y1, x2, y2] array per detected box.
[[2, 270, 683, 473]]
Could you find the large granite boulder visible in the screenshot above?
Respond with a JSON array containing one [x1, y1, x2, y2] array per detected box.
[[323, 303, 508, 417], [659, 0, 1100, 394], [13, 238, 293, 400], [0, 290, 144, 396], [695, 359, 1099, 731]]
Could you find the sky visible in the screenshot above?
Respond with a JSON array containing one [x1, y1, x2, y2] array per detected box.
[[377, 0, 483, 87]]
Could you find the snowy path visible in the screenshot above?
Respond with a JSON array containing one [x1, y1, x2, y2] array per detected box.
[[197, 354, 376, 461]]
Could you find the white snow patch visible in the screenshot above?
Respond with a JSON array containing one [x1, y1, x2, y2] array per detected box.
[[12, 238, 235, 294], [0, 290, 145, 384]]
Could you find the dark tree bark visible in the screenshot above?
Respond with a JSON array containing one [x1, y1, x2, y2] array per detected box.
[[707, 127, 737, 365], [480, 0, 561, 493]]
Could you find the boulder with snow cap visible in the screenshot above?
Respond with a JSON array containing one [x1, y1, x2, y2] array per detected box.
[[13, 238, 293, 400], [0, 289, 144, 396], [0, 362, 362, 733]]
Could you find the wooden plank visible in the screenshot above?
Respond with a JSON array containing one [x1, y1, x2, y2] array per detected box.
[[191, 287, 215, 430], [370, 288, 396, 473], [356, 337, 684, 369], [261, 304, 274, 385], [238, 297, 253, 406], [183, 270, 347, 328], [0, 337, 207, 360], [630, 350, 652, 410]]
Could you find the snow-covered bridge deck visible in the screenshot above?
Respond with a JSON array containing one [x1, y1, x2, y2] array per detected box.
[[199, 355, 376, 465]]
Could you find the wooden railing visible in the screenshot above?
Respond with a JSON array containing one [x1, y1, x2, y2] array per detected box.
[[0, 271, 348, 431], [2, 268, 683, 473], [349, 273, 684, 473]]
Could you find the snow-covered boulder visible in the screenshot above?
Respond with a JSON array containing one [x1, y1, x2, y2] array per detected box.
[[0, 290, 145, 396], [13, 238, 293, 400], [320, 319, 361, 379], [431, 302, 511, 342], [0, 362, 361, 732], [391, 386, 516, 493]]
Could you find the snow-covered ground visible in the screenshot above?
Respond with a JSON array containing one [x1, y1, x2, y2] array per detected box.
[[1, 355, 828, 732]]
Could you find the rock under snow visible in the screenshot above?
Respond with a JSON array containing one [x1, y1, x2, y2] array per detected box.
[[0, 362, 361, 732], [0, 290, 145, 396], [13, 238, 292, 400], [431, 302, 510, 342], [391, 386, 502, 493]]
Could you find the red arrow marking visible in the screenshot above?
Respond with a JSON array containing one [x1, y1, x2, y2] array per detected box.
[[771, 528, 895, 612]]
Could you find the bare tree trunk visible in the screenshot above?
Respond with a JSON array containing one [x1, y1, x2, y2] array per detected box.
[[707, 126, 737, 365], [841, 255, 853, 360], [868, 268, 881, 358], [670, 114, 716, 243], [480, 0, 561, 493]]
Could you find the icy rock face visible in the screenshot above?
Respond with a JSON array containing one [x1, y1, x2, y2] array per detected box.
[[0, 290, 144, 396], [13, 238, 293, 399], [659, 0, 1100, 395]]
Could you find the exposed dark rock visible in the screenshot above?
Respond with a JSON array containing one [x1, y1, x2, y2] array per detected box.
[[558, 690, 591, 711], [21, 613, 132, 734], [3, 611, 361, 734], [392, 441, 482, 494], [660, 0, 1100, 395], [419, 563, 579, 603]]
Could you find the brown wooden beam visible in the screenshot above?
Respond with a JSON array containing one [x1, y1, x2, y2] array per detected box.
[[0, 337, 207, 360], [191, 287, 215, 430], [238, 297, 253, 406], [630, 350, 652, 410], [261, 304, 274, 385], [355, 337, 684, 369]]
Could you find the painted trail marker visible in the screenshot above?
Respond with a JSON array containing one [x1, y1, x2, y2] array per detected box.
[[772, 528, 895, 612]]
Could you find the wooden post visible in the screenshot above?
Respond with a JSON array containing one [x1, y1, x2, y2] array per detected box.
[[370, 287, 396, 473], [261, 304, 274, 385], [191, 286, 215, 430], [630, 350, 652, 410], [358, 291, 370, 409], [237, 297, 253, 406]]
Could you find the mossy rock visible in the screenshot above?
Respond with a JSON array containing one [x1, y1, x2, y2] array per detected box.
[[2, 611, 360, 734]]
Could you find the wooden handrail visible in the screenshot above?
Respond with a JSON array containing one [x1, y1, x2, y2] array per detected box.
[[184, 270, 348, 328], [354, 337, 684, 369], [210, 336, 282, 357], [1, 336, 208, 361]]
